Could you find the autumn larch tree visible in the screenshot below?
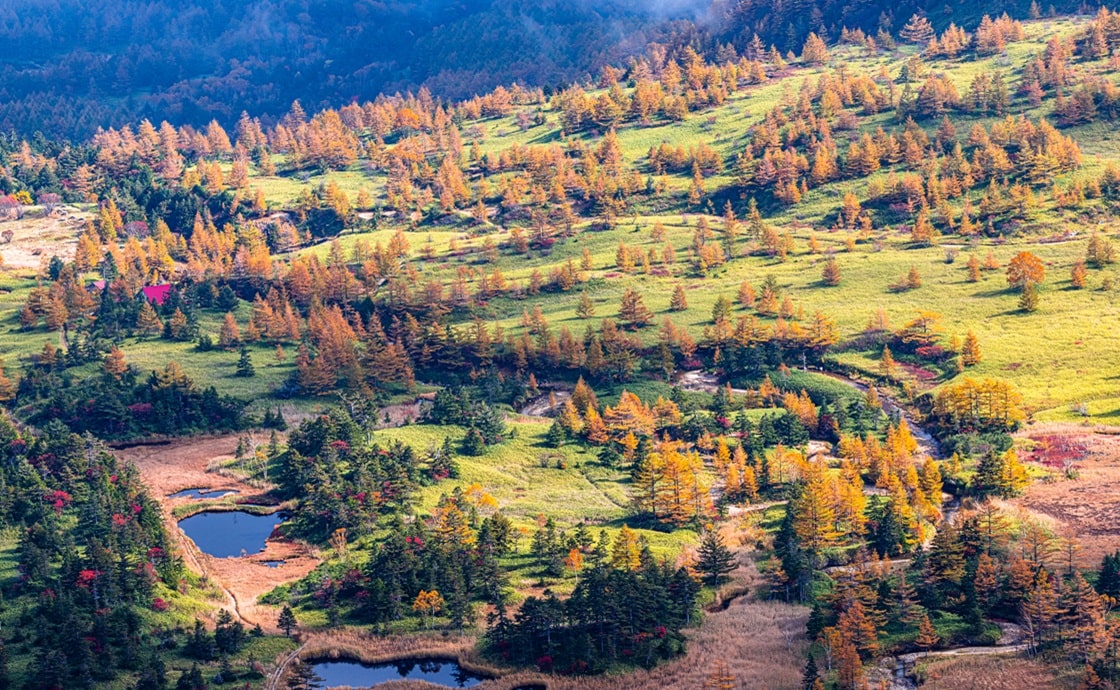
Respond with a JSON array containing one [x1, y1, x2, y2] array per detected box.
[[136, 300, 163, 336], [611, 524, 642, 571], [967, 254, 982, 282], [103, 347, 128, 380], [738, 279, 755, 308], [0, 359, 16, 402], [670, 284, 688, 311], [910, 209, 936, 246], [711, 295, 732, 323], [961, 331, 982, 366], [879, 345, 897, 379], [1071, 260, 1088, 288], [576, 291, 595, 319], [915, 613, 940, 651], [703, 661, 736, 690], [900, 14, 935, 44], [800, 32, 830, 65], [792, 461, 840, 556], [905, 265, 922, 290], [219, 311, 240, 348], [1086, 231, 1115, 268], [821, 256, 841, 286], [618, 287, 653, 329]]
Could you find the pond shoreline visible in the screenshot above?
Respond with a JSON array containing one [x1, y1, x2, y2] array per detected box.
[[269, 632, 506, 690]]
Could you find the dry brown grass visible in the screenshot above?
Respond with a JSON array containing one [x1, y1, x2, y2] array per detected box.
[[915, 655, 1076, 690], [119, 434, 320, 630], [1011, 425, 1120, 567], [296, 629, 500, 673]]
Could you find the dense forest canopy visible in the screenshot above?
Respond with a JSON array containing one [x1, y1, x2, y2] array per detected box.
[[0, 0, 1111, 138], [0, 0, 702, 138]]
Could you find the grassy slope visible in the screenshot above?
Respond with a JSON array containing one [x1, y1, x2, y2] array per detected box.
[[233, 16, 1119, 422], [3, 20, 1105, 420], [372, 419, 699, 595]]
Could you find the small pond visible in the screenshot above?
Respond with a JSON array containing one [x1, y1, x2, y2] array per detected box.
[[307, 658, 485, 689], [178, 510, 285, 558], [168, 488, 240, 500], [261, 560, 286, 568]]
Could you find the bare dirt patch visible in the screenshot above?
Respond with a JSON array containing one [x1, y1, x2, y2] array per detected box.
[[117, 434, 319, 629], [1014, 423, 1120, 566], [0, 207, 85, 272]]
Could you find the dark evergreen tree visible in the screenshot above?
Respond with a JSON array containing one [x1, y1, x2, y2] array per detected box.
[[1097, 552, 1120, 599], [235, 346, 255, 377], [696, 530, 737, 587], [280, 604, 297, 640]]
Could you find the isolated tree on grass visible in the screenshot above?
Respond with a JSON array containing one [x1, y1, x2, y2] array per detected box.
[[879, 346, 897, 379], [219, 312, 240, 348], [1071, 261, 1088, 288], [618, 287, 653, 329], [576, 291, 595, 319], [961, 331, 982, 366], [964, 254, 981, 282], [670, 284, 688, 311], [821, 256, 841, 286], [906, 265, 922, 290], [236, 346, 255, 377], [1007, 251, 1045, 290], [1086, 232, 1115, 268], [711, 295, 733, 323]]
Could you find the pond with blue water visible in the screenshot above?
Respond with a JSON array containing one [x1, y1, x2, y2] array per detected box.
[[177, 510, 286, 558], [307, 658, 485, 688]]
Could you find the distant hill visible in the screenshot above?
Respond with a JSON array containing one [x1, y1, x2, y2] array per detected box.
[[0, 0, 1105, 139], [0, 0, 703, 138]]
